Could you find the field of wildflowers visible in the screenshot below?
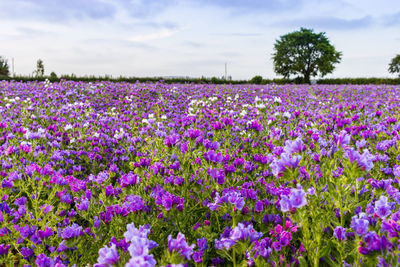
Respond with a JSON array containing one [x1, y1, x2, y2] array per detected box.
[[1, 80, 400, 266]]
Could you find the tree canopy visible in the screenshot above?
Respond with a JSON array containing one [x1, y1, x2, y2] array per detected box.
[[272, 28, 342, 84], [34, 59, 45, 77], [0, 56, 10, 76], [389, 54, 400, 77]]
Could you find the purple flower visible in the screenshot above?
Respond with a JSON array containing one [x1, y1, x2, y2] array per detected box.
[[270, 153, 301, 177], [123, 195, 145, 213], [374, 196, 392, 219], [252, 238, 272, 259], [164, 134, 180, 147], [248, 119, 263, 131], [168, 232, 195, 260], [37, 227, 54, 240], [283, 137, 306, 155], [94, 216, 101, 228], [197, 237, 208, 251], [224, 191, 245, 210], [272, 241, 281, 251], [121, 172, 138, 188], [230, 223, 263, 242], [76, 198, 90, 211], [204, 150, 223, 163], [14, 196, 27, 206], [40, 204, 53, 214], [289, 187, 307, 209], [345, 148, 374, 172], [123, 223, 157, 266], [95, 244, 119, 266], [359, 231, 393, 255], [125, 255, 156, 267], [350, 213, 369, 236], [35, 254, 52, 267], [335, 130, 350, 147], [279, 231, 292, 246], [20, 247, 34, 258], [193, 251, 204, 263], [280, 186, 307, 212], [124, 223, 149, 242], [333, 226, 347, 241], [207, 168, 225, 184], [0, 244, 10, 255], [61, 223, 83, 239], [215, 223, 262, 251], [254, 200, 264, 213], [215, 238, 236, 250], [280, 195, 291, 212], [393, 165, 400, 178]]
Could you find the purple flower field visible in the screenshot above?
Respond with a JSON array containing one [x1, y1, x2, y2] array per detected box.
[[1, 80, 400, 266]]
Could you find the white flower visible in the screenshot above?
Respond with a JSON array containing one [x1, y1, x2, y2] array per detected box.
[[94, 132, 100, 138], [273, 97, 282, 104], [20, 141, 32, 146], [148, 114, 154, 119], [161, 115, 167, 120], [24, 131, 32, 139], [283, 112, 291, 118], [255, 103, 266, 109], [64, 124, 73, 131]]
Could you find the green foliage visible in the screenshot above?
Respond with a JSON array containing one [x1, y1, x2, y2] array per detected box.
[[272, 28, 342, 84], [388, 54, 400, 76], [34, 59, 45, 77], [250, 75, 263, 84], [50, 71, 57, 79], [2, 74, 400, 85], [317, 77, 400, 85], [0, 56, 10, 77]]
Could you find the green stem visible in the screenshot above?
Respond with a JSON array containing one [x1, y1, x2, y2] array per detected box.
[[232, 249, 236, 267]]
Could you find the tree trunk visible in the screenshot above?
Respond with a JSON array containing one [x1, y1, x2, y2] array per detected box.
[[303, 73, 311, 84]]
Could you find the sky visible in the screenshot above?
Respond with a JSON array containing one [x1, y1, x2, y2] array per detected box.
[[0, 0, 399, 80]]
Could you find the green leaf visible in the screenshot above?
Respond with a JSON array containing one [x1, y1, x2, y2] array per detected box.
[[298, 256, 309, 267]]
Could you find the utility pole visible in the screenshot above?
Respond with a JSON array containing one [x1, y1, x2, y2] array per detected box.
[[12, 58, 14, 77], [225, 62, 227, 80]]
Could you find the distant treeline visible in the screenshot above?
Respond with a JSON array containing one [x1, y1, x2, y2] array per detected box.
[[1, 74, 400, 85]]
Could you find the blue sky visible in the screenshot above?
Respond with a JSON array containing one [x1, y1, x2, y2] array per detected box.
[[0, 0, 399, 79]]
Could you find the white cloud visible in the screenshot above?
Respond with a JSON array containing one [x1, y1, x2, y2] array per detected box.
[[128, 28, 180, 42]]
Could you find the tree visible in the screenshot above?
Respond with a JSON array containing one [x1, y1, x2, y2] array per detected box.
[[250, 75, 263, 84], [0, 56, 10, 76], [388, 54, 400, 77], [272, 28, 342, 84], [50, 71, 57, 79], [34, 59, 45, 77]]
